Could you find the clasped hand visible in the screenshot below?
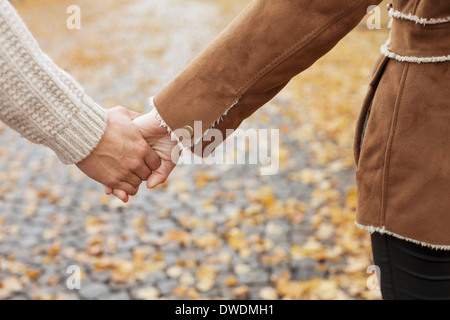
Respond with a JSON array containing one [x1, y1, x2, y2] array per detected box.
[[76, 106, 178, 203]]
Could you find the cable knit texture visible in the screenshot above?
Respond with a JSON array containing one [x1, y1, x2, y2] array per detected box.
[[0, 0, 107, 164]]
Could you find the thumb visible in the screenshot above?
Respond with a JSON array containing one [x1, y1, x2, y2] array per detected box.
[[147, 160, 176, 189]]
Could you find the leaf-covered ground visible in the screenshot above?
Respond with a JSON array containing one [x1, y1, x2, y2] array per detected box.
[[0, 0, 389, 300]]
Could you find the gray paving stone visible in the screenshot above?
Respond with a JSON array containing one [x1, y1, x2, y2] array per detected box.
[[90, 271, 112, 283], [18, 235, 40, 249], [116, 238, 140, 251], [99, 290, 130, 300], [291, 258, 325, 280], [163, 252, 179, 266], [238, 269, 270, 285], [79, 282, 110, 300], [157, 279, 178, 296], [149, 219, 177, 233], [8, 295, 29, 300], [144, 271, 167, 284], [159, 241, 181, 252]]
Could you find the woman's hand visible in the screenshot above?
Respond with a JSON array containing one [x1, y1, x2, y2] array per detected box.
[[77, 106, 161, 196], [104, 108, 179, 202]]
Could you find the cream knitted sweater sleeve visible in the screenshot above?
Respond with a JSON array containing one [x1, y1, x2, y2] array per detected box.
[[0, 0, 108, 164]]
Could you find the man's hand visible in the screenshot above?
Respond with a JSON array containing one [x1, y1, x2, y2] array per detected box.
[[104, 108, 179, 201], [76, 106, 162, 198]]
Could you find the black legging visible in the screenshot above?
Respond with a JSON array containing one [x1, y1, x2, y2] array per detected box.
[[371, 232, 450, 300]]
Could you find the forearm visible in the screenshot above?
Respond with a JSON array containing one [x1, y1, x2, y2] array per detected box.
[[0, 0, 107, 164], [153, 0, 382, 154]]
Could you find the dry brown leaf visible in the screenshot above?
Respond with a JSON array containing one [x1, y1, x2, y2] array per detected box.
[[47, 238, 61, 256], [224, 275, 239, 287], [260, 287, 278, 300], [194, 233, 220, 249], [171, 285, 188, 297], [186, 288, 200, 300], [165, 229, 192, 246], [2, 277, 23, 293], [232, 285, 250, 299], [166, 265, 183, 278], [195, 171, 220, 189], [136, 286, 159, 300], [196, 279, 215, 293]]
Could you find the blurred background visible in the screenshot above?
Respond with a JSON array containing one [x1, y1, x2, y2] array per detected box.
[[0, 0, 390, 300]]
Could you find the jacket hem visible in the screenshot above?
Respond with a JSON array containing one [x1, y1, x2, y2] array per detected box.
[[355, 222, 450, 251]]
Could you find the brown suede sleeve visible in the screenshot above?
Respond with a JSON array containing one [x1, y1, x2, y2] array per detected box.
[[153, 0, 383, 155]]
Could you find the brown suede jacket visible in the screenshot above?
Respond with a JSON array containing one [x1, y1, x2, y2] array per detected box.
[[153, 0, 450, 249]]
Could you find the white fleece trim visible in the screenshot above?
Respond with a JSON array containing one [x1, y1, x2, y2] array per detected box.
[[149, 97, 187, 150], [389, 8, 450, 26], [191, 98, 240, 147], [380, 36, 450, 63], [355, 222, 450, 251], [149, 96, 241, 149]]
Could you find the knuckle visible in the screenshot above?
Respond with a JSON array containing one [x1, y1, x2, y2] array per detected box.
[[110, 106, 128, 117], [109, 106, 122, 113], [128, 159, 142, 172], [136, 142, 149, 157], [117, 170, 129, 181], [133, 177, 143, 187]]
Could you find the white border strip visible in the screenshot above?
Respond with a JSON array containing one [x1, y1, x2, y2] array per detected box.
[[355, 222, 450, 251], [149, 96, 240, 149], [389, 8, 450, 26]]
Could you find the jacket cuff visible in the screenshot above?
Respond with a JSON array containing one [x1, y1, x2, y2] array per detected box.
[[151, 96, 239, 151]]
